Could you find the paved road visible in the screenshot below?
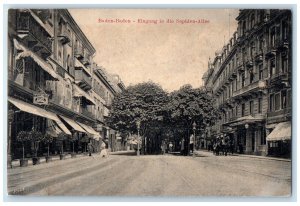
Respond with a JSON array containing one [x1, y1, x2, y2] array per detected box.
[[7, 152, 291, 196]]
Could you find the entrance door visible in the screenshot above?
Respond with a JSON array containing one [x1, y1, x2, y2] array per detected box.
[[251, 131, 255, 152]]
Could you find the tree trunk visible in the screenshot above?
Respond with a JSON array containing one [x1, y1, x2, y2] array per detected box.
[[47, 143, 50, 157], [61, 142, 64, 154], [72, 142, 74, 153], [22, 143, 25, 160]]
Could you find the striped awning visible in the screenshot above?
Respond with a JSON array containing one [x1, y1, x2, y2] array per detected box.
[[14, 39, 58, 80], [73, 84, 95, 105], [59, 115, 86, 133], [8, 97, 71, 135], [77, 122, 101, 140], [267, 121, 291, 141]]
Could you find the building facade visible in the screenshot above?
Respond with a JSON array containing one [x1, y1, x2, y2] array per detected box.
[[7, 9, 125, 164], [202, 9, 291, 157]]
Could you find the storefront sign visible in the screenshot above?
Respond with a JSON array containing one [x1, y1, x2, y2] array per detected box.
[[33, 93, 49, 105]]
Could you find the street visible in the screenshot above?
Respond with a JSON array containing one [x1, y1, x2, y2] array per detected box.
[[7, 151, 291, 196]]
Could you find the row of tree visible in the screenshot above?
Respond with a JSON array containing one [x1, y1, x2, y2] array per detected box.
[[107, 82, 220, 154]]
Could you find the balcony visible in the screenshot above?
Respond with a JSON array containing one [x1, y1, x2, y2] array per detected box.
[[237, 64, 245, 72], [268, 72, 290, 86], [265, 44, 277, 58], [74, 69, 92, 91], [267, 107, 291, 124], [57, 26, 71, 45], [245, 58, 254, 68], [75, 45, 84, 59], [80, 107, 95, 119], [276, 38, 289, 51], [16, 10, 52, 58], [82, 53, 91, 66], [232, 80, 266, 99], [254, 51, 263, 62], [31, 9, 51, 23]]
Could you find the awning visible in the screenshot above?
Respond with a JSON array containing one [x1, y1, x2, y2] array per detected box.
[[14, 39, 58, 80], [59, 115, 86, 133], [46, 119, 63, 137], [224, 115, 265, 127], [29, 10, 53, 36], [8, 97, 71, 135], [73, 84, 95, 105], [74, 58, 92, 76], [77, 122, 101, 140], [267, 121, 291, 141]]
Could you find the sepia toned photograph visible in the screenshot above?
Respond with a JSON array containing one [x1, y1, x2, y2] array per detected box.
[[6, 7, 292, 198]]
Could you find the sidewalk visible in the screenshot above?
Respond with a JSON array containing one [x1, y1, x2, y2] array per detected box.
[[194, 150, 291, 162]]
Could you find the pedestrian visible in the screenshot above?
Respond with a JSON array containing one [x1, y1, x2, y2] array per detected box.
[[169, 142, 173, 153], [161, 141, 166, 155], [180, 138, 185, 155], [100, 142, 109, 158], [88, 141, 93, 156]]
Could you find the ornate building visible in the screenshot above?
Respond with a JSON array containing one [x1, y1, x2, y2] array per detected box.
[[202, 9, 291, 157], [7, 9, 125, 165]]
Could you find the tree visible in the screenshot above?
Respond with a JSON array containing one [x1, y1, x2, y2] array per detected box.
[[16, 131, 31, 160], [43, 133, 54, 157], [28, 128, 44, 158], [166, 84, 220, 153], [107, 82, 169, 153]]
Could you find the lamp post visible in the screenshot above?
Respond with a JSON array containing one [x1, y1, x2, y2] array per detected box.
[[136, 120, 141, 156], [193, 121, 196, 157]]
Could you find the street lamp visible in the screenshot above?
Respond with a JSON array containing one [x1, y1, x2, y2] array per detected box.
[[136, 120, 141, 156], [193, 121, 196, 157]]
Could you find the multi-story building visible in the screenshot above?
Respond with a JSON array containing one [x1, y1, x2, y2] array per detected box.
[[7, 9, 125, 165], [202, 9, 291, 157], [92, 64, 125, 152]]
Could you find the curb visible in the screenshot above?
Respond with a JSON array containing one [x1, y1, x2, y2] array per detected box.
[[195, 151, 291, 162], [10, 153, 92, 168]]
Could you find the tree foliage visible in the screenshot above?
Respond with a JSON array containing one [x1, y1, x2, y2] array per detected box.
[[167, 84, 219, 128], [107, 82, 220, 153], [107, 82, 168, 136]]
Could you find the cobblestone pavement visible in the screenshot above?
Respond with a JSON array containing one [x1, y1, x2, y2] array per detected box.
[[7, 151, 291, 197]]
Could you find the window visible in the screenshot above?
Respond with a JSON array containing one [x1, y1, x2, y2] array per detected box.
[[235, 105, 238, 117], [287, 89, 291, 108], [281, 90, 287, 109], [259, 10, 264, 22], [275, 93, 280, 111], [270, 27, 276, 47], [282, 20, 289, 40], [258, 98, 262, 113], [259, 64, 263, 80], [66, 55, 70, 73], [241, 72, 245, 87], [250, 14, 255, 28], [242, 21, 246, 34], [249, 69, 254, 83], [258, 36, 264, 52], [270, 58, 276, 77], [269, 94, 274, 111], [242, 103, 245, 117], [250, 101, 254, 115], [282, 57, 288, 73], [250, 42, 255, 57], [242, 48, 246, 62], [261, 127, 266, 145]]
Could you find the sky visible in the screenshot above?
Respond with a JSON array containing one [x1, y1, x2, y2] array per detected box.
[[69, 9, 239, 92]]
